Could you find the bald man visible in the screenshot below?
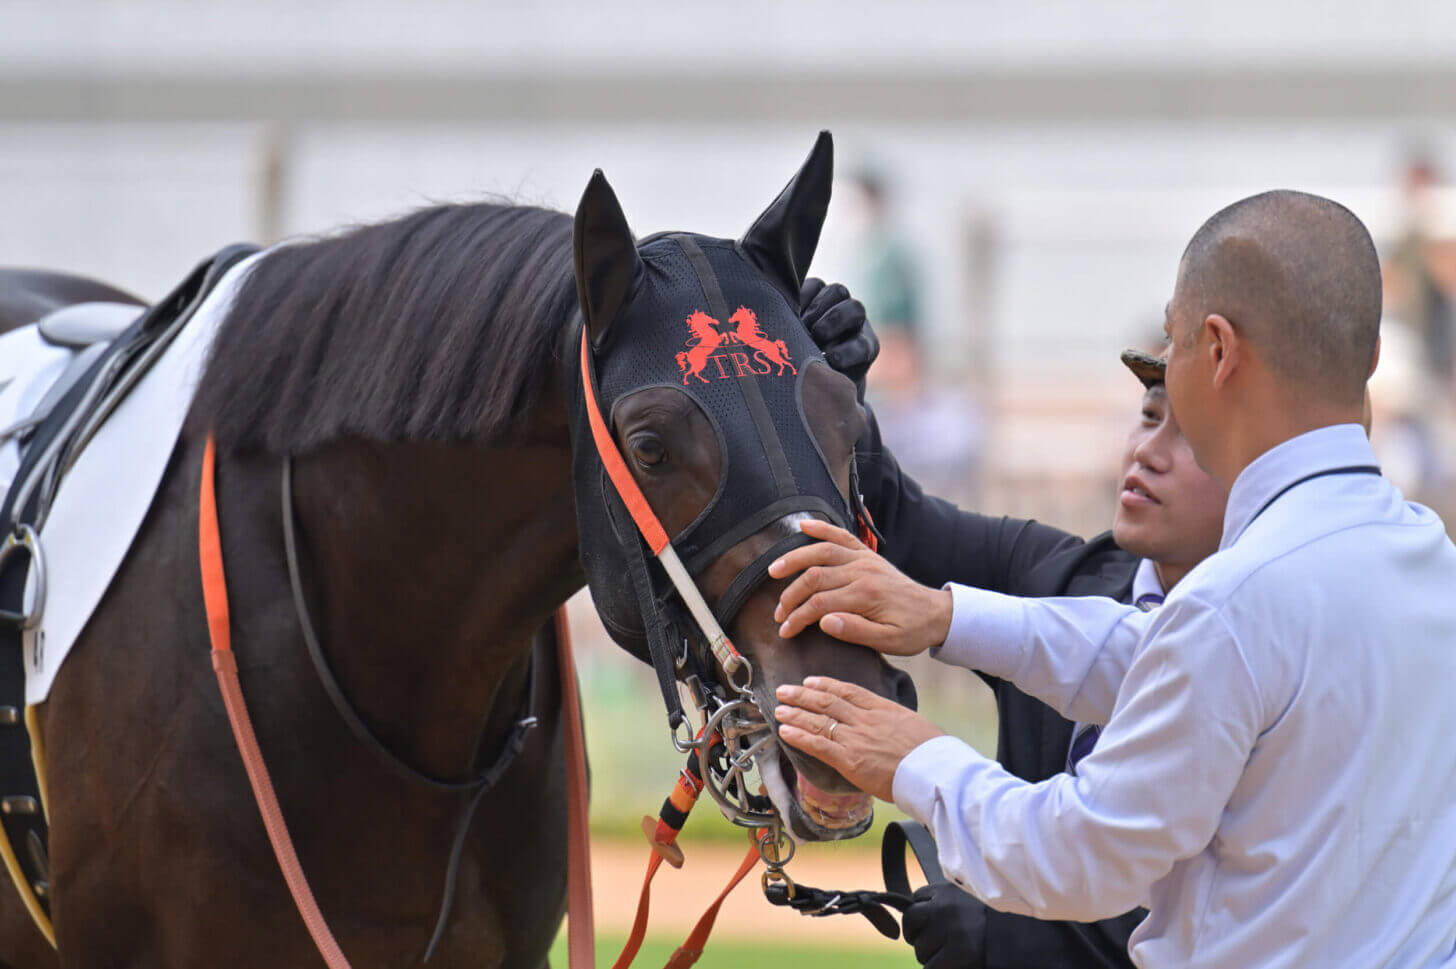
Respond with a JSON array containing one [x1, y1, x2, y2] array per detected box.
[[773, 191, 1456, 968]]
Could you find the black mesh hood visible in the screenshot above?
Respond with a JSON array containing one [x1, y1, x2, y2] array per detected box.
[[594, 234, 850, 569], [568, 234, 851, 663], [566, 132, 841, 671]]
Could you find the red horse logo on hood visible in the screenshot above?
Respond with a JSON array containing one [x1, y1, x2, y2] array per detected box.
[[674, 306, 797, 384], [729, 306, 797, 377]]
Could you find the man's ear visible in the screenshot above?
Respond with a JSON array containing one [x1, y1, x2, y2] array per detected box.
[[740, 130, 834, 302], [574, 169, 643, 348], [1205, 313, 1239, 389], [1370, 333, 1382, 378]]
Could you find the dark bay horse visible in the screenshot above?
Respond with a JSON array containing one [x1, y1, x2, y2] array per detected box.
[[0, 133, 912, 968]]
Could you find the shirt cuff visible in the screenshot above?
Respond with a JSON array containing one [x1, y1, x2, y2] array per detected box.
[[932, 583, 1027, 680], [892, 733, 982, 822]]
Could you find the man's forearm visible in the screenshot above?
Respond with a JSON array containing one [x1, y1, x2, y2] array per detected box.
[[935, 584, 1150, 724]]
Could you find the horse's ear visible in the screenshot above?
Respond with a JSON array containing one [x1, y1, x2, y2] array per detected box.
[[739, 130, 833, 302], [574, 169, 643, 348]]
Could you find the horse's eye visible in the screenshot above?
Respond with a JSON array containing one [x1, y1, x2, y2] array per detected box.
[[630, 435, 667, 469]]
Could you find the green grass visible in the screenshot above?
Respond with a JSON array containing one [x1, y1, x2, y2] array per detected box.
[[549, 930, 919, 969]]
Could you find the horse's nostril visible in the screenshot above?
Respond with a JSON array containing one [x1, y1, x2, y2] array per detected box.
[[888, 665, 917, 712]]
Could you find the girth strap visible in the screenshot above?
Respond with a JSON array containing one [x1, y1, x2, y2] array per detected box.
[[0, 527, 52, 948]]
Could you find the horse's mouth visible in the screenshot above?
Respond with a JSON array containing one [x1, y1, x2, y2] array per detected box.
[[757, 740, 874, 842]]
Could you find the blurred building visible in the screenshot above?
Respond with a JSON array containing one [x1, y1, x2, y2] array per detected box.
[[6, 0, 1456, 537]]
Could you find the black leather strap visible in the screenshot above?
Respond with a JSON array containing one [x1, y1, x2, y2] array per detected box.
[[882, 819, 946, 895], [711, 532, 814, 629], [603, 480, 688, 730], [763, 879, 910, 939], [762, 820, 949, 940], [280, 456, 537, 792], [0, 543, 49, 918], [279, 455, 541, 961]]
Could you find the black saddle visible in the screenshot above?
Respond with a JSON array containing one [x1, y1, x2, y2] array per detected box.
[[0, 244, 258, 928]]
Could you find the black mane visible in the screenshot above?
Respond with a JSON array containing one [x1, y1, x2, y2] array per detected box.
[[193, 202, 577, 454]]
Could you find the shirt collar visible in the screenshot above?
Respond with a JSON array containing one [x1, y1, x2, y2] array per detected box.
[[1132, 558, 1165, 604], [1220, 423, 1377, 550]]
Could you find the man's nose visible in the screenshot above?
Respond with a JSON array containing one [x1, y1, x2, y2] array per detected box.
[[1133, 432, 1171, 472]]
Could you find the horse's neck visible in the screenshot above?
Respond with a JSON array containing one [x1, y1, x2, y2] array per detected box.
[[290, 434, 582, 781]]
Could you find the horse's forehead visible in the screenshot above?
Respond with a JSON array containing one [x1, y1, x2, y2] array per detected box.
[[629, 239, 794, 339], [585, 232, 849, 571]]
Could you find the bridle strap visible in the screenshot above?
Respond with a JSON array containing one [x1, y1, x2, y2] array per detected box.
[[711, 532, 815, 630], [200, 434, 354, 969], [602, 492, 687, 728], [580, 332, 746, 681], [579, 331, 669, 556]]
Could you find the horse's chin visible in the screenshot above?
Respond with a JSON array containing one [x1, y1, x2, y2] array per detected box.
[[758, 743, 874, 843]]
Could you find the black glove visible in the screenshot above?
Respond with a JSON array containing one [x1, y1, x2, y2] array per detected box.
[[902, 882, 988, 969], [800, 277, 878, 400]]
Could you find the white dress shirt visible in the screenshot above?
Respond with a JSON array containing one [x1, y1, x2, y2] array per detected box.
[[1065, 558, 1165, 775], [893, 424, 1456, 968]]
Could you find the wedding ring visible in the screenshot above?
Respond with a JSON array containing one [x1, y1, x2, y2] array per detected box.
[[826, 718, 839, 741]]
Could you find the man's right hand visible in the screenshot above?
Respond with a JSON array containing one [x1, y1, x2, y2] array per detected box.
[[903, 883, 988, 969], [768, 518, 951, 655]]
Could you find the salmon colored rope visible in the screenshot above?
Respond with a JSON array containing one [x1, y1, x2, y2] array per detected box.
[[556, 608, 597, 969], [199, 435, 354, 969]]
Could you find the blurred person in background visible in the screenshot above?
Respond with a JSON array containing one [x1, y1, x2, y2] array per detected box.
[[846, 165, 922, 347], [1386, 148, 1455, 392], [800, 282, 1226, 969], [1377, 147, 1456, 510], [840, 166, 983, 503], [1368, 145, 1456, 512]]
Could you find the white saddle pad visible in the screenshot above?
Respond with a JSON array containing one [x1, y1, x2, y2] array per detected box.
[[6, 252, 264, 703]]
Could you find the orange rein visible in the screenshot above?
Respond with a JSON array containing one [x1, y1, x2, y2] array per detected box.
[[199, 435, 595, 968], [199, 434, 354, 969]]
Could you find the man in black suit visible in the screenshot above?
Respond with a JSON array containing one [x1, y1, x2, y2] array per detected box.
[[800, 282, 1227, 969]]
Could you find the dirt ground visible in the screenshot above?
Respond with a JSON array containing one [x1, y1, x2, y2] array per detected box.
[[578, 837, 910, 947]]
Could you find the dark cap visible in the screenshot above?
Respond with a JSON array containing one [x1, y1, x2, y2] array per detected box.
[[1121, 348, 1166, 389]]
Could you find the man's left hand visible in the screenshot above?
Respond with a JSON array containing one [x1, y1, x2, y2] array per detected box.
[[769, 518, 952, 656], [774, 676, 944, 802]]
